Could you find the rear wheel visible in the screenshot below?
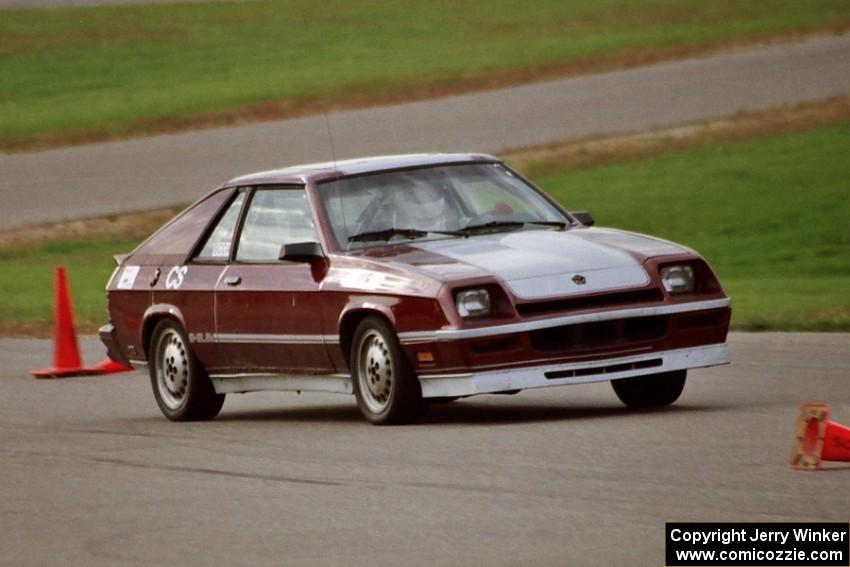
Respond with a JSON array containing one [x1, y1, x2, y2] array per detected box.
[[351, 316, 426, 425], [149, 319, 225, 421], [611, 370, 686, 409]]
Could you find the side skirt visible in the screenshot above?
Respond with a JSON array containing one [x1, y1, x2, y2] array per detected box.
[[210, 373, 353, 395]]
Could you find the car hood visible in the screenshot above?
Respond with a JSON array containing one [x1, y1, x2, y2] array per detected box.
[[398, 227, 689, 300]]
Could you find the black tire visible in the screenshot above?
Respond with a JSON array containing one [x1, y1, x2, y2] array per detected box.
[[611, 370, 686, 409], [148, 319, 225, 421], [350, 316, 426, 425]]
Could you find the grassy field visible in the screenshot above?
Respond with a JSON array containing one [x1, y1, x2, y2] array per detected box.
[[2, 0, 850, 150], [1, 119, 848, 334], [0, 240, 136, 335], [537, 122, 850, 331]]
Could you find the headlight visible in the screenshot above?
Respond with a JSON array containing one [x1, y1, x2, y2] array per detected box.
[[456, 289, 491, 318], [660, 265, 695, 294]]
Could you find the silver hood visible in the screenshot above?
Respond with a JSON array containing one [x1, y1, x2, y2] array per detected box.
[[414, 228, 686, 300]]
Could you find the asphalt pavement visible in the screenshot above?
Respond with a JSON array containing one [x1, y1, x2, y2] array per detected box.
[[1, 332, 848, 566], [2, 34, 849, 229]]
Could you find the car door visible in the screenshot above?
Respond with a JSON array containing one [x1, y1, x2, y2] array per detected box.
[[214, 186, 333, 374], [166, 190, 248, 369]]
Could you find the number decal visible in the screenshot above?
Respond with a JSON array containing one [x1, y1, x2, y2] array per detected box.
[[165, 266, 188, 290], [116, 265, 140, 290]]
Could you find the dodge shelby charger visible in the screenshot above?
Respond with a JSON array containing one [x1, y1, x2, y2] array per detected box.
[[101, 153, 731, 424]]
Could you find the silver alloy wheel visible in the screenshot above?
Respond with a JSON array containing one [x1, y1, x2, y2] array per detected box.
[[154, 328, 190, 410], [356, 329, 394, 414]]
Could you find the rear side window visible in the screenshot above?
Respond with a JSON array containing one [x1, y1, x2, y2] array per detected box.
[[195, 192, 247, 261], [236, 188, 317, 262], [127, 188, 235, 265]]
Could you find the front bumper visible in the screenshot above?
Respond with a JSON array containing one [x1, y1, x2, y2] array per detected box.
[[418, 343, 729, 398], [398, 297, 731, 378]]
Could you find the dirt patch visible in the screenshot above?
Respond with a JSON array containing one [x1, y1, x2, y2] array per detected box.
[[0, 205, 184, 250], [504, 96, 850, 177], [0, 321, 55, 338]]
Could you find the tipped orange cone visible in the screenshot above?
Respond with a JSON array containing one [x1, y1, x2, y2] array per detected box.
[[790, 403, 850, 470], [91, 358, 134, 374], [30, 266, 99, 378], [31, 266, 136, 378]]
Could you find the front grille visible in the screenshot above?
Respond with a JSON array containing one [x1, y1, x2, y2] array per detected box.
[[545, 358, 662, 380], [529, 315, 668, 353], [516, 288, 663, 317]]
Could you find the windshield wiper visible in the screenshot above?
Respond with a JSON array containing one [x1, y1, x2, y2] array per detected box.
[[348, 227, 429, 243], [348, 220, 566, 244], [454, 220, 525, 236], [453, 219, 568, 236], [527, 220, 568, 229]]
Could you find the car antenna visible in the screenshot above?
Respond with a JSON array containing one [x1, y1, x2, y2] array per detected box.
[[323, 112, 337, 169]]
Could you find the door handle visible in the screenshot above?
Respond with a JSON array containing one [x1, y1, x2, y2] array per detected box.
[[224, 275, 241, 287]]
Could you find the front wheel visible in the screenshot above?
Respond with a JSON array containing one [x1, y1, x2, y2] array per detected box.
[[611, 370, 686, 409], [351, 316, 426, 425], [149, 319, 225, 421]]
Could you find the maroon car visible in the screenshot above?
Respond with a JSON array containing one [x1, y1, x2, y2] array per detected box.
[[101, 153, 730, 424]]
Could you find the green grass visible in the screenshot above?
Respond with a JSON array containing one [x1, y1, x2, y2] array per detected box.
[[0, 240, 137, 333], [2, 0, 850, 149], [1, 122, 849, 333], [536, 122, 850, 331]]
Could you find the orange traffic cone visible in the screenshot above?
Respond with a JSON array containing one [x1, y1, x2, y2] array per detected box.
[[91, 358, 134, 374], [30, 266, 100, 378], [30, 266, 135, 378], [790, 403, 850, 470]]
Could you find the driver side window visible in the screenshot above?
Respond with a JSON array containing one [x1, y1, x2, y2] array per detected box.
[[236, 187, 318, 262]]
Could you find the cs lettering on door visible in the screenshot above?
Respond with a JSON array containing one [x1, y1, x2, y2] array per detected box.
[[165, 266, 188, 290]]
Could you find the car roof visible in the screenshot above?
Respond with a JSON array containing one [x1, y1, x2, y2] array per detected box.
[[223, 153, 500, 187]]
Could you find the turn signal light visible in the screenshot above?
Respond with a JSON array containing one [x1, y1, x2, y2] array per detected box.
[[416, 352, 435, 363]]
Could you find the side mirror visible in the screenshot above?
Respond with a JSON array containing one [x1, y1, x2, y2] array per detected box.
[[571, 211, 594, 227], [279, 241, 325, 262]]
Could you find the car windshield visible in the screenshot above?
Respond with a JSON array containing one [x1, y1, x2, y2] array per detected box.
[[317, 163, 570, 250]]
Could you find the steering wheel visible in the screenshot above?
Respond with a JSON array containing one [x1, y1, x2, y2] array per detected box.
[[348, 194, 394, 245]]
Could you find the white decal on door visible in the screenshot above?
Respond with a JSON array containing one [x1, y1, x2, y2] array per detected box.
[[165, 266, 188, 289]]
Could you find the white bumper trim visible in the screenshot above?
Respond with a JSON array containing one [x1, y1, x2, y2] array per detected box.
[[418, 343, 729, 398]]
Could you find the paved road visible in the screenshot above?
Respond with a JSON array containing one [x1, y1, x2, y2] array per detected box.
[[2, 34, 849, 229], [1, 332, 848, 566]]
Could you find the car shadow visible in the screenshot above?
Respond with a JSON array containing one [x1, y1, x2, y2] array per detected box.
[[216, 403, 364, 423], [216, 399, 721, 426], [816, 464, 850, 472], [422, 401, 720, 426]]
